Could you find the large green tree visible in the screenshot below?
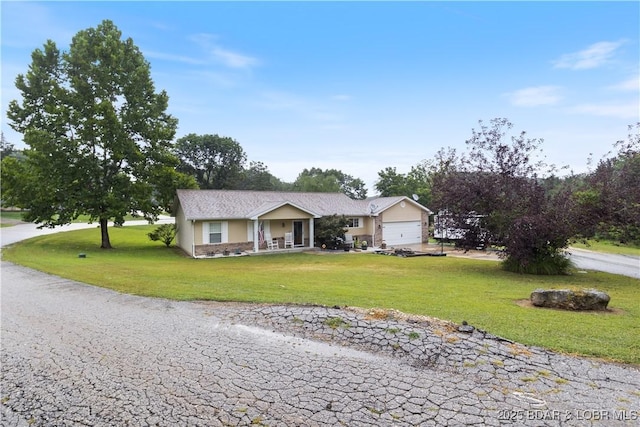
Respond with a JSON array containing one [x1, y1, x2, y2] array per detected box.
[[174, 133, 247, 189], [237, 161, 288, 191], [5, 20, 194, 248], [375, 163, 432, 205], [293, 167, 367, 199]]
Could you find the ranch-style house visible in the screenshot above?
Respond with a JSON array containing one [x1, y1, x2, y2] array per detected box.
[[174, 189, 432, 257]]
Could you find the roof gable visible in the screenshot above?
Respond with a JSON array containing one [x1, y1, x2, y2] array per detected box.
[[245, 201, 320, 219], [368, 196, 433, 215]]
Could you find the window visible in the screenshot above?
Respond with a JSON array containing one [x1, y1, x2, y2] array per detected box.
[[202, 221, 228, 244], [347, 218, 361, 228], [208, 222, 222, 243]]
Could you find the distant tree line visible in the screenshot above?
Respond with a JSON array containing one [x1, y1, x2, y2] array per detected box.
[[172, 133, 367, 199]]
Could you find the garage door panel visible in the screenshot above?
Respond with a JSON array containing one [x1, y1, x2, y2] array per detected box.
[[383, 221, 421, 246]]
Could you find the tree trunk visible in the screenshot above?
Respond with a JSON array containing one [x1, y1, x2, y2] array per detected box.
[[100, 218, 112, 249]]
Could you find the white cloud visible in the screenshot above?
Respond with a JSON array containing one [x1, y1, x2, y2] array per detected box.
[[568, 102, 639, 120], [189, 33, 260, 70], [331, 94, 352, 102], [607, 75, 639, 92], [143, 50, 205, 65], [185, 70, 241, 89], [211, 46, 260, 69], [505, 86, 563, 107], [553, 41, 625, 70]]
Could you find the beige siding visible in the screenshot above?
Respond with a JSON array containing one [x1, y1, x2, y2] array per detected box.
[[382, 201, 422, 222], [195, 220, 247, 244], [228, 220, 247, 242], [260, 205, 313, 220], [267, 220, 287, 239], [361, 217, 375, 245], [345, 217, 375, 246], [362, 217, 375, 233], [345, 216, 366, 234], [175, 203, 193, 255], [194, 221, 204, 245]]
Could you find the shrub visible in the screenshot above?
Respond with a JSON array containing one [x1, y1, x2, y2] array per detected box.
[[501, 214, 574, 275], [502, 252, 574, 275], [314, 214, 348, 249], [147, 224, 177, 247]]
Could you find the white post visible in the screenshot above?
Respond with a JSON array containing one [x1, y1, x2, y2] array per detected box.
[[371, 216, 375, 247], [191, 220, 196, 258], [253, 219, 260, 253], [308, 218, 315, 248]]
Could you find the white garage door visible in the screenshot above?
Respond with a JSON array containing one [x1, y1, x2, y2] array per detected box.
[[382, 221, 422, 246]]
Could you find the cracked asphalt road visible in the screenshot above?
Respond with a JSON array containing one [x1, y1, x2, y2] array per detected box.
[[1, 261, 639, 426]]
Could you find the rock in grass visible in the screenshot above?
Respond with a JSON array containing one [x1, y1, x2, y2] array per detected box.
[[530, 288, 610, 311], [457, 320, 475, 333]]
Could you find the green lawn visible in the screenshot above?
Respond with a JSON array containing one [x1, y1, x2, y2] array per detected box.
[[3, 225, 639, 364], [570, 239, 640, 256]]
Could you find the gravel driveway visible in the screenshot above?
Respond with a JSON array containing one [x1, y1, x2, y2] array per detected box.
[[1, 260, 639, 426]]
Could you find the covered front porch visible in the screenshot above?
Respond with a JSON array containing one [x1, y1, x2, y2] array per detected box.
[[249, 202, 319, 253], [251, 216, 315, 253]]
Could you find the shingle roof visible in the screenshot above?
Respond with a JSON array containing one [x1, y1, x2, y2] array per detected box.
[[368, 196, 432, 215], [176, 190, 376, 220]]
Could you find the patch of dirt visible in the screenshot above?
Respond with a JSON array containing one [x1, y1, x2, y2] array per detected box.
[[403, 244, 502, 261], [515, 299, 625, 315], [346, 306, 458, 331]]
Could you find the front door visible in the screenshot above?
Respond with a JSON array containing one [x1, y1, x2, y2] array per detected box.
[[293, 221, 304, 246]]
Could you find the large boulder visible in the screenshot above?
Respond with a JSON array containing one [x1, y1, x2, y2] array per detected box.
[[530, 288, 610, 311]]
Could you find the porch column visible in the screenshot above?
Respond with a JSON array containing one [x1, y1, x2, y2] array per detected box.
[[253, 219, 260, 252], [308, 218, 315, 248], [191, 220, 196, 258]]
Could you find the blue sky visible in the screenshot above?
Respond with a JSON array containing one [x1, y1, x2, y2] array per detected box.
[[2, 1, 638, 193]]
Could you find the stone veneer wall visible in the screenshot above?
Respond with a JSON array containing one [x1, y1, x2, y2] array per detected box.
[[195, 242, 254, 257], [421, 211, 430, 243], [374, 215, 383, 246]]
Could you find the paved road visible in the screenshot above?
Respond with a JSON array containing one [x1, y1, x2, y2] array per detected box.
[[0, 218, 173, 247], [1, 224, 639, 425], [569, 248, 640, 279]]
